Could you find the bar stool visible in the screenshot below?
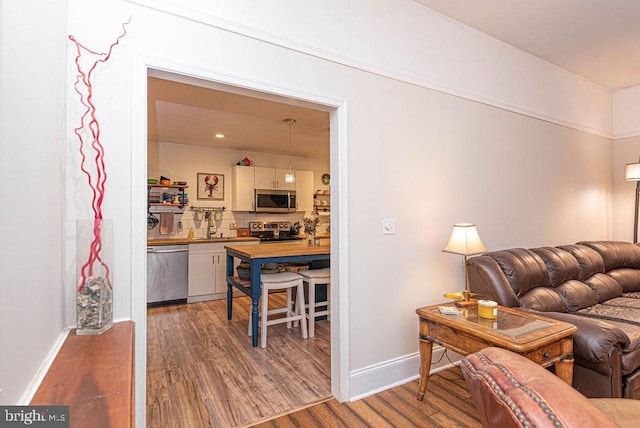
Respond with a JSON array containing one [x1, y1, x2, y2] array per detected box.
[[248, 271, 308, 348], [298, 268, 331, 337]]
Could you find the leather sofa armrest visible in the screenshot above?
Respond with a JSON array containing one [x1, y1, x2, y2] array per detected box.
[[467, 256, 520, 307], [527, 311, 629, 363], [461, 347, 620, 428]]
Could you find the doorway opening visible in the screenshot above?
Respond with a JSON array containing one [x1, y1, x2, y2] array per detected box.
[[136, 67, 347, 426]]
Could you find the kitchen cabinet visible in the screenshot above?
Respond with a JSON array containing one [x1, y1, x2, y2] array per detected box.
[[188, 242, 252, 302], [232, 166, 255, 211], [295, 170, 314, 212], [254, 166, 295, 191]]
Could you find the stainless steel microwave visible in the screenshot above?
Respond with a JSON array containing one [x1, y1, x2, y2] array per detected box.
[[255, 189, 296, 213]]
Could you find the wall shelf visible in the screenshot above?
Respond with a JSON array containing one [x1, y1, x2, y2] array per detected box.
[[314, 191, 330, 219], [148, 184, 189, 210]]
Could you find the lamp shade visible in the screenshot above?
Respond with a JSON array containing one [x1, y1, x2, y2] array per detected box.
[[442, 223, 487, 256], [626, 163, 640, 181]]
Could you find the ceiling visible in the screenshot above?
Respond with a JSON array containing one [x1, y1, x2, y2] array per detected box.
[[150, 2, 640, 156], [415, 0, 640, 90], [148, 76, 331, 159]]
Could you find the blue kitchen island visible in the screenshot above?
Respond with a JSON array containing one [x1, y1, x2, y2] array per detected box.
[[225, 241, 330, 347]]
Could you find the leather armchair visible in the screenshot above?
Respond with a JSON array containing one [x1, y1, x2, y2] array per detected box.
[[460, 347, 640, 428]]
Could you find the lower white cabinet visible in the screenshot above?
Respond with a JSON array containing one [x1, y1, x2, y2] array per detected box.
[[188, 242, 251, 303]]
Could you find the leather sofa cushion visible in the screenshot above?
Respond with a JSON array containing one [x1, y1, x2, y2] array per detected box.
[[589, 399, 640, 428], [608, 268, 640, 292], [585, 273, 623, 302], [579, 241, 640, 271], [558, 244, 605, 280], [531, 247, 580, 286], [556, 280, 598, 311], [519, 287, 567, 312], [487, 249, 549, 298], [603, 296, 640, 310]]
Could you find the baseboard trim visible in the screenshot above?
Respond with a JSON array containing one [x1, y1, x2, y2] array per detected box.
[[18, 328, 70, 405], [348, 346, 463, 401]]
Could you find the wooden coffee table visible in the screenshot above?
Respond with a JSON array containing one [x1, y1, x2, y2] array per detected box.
[[416, 303, 577, 400]]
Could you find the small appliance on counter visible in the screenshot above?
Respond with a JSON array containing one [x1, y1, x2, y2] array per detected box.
[[249, 221, 304, 242]]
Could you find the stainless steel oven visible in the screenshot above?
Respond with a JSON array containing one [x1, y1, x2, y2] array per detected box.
[[255, 189, 296, 213]]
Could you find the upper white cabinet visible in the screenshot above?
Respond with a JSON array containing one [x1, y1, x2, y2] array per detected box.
[[254, 167, 295, 191], [294, 170, 314, 212], [232, 166, 255, 211]]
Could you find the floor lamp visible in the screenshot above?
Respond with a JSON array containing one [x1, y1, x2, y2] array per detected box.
[[626, 161, 640, 243]]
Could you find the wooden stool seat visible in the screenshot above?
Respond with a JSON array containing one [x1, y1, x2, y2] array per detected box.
[[248, 271, 308, 348], [298, 268, 330, 337]]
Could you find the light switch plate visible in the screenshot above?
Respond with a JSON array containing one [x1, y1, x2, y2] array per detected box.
[[382, 218, 396, 235]]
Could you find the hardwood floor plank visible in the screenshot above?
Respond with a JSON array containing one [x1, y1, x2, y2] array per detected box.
[[255, 370, 482, 428], [390, 382, 439, 416], [148, 297, 484, 427], [147, 295, 331, 427]]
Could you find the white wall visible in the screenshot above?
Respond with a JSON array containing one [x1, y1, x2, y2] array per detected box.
[[0, 0, 67, 403], [612, 84, 640, 240], [2, 0, 623, 411]]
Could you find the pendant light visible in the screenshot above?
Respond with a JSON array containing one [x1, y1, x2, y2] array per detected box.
[[284, 118, 296, 183]]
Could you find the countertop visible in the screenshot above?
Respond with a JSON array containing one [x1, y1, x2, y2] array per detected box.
[[225, 241, 330, 259], [148, 237, 260, 246]]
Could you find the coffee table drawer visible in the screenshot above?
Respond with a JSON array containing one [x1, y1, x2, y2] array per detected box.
[[522, 341, 564, 367]]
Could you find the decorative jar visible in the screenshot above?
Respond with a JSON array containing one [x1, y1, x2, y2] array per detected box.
[[76, 219, 113, 335]]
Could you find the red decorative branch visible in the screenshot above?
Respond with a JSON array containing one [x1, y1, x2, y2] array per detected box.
[[70, 18, 130, 291]]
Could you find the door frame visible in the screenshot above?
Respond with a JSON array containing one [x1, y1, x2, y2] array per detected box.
[[131, 55, 350, 427]]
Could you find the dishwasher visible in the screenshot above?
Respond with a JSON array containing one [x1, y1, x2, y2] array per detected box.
[[147, 245, 188, 307]]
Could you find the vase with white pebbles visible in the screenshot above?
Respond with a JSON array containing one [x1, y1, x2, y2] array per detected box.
[[76, 219, 113, 335]]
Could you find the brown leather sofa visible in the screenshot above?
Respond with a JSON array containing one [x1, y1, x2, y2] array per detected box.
[[461, 347, 640, 428], [467, 241, 640, 399]]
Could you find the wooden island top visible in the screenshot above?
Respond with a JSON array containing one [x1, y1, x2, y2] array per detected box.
[[224, 241, 330, 259]]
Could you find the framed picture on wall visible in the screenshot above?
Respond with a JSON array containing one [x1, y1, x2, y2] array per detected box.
[[197, 173, 224, 200]]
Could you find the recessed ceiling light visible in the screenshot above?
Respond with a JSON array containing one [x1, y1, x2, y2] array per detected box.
[[215, 134, 224, 139]]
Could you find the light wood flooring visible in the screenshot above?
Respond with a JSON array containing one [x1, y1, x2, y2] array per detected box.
[[147, 294, 331, 427], [251, 370, 481, 428], [147, 296, 482, 427]]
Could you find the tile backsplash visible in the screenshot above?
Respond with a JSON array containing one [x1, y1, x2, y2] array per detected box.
[[146, 207, 318, 240]]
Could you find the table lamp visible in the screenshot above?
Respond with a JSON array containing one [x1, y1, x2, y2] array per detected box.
[[442, 223, 487, 306]]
